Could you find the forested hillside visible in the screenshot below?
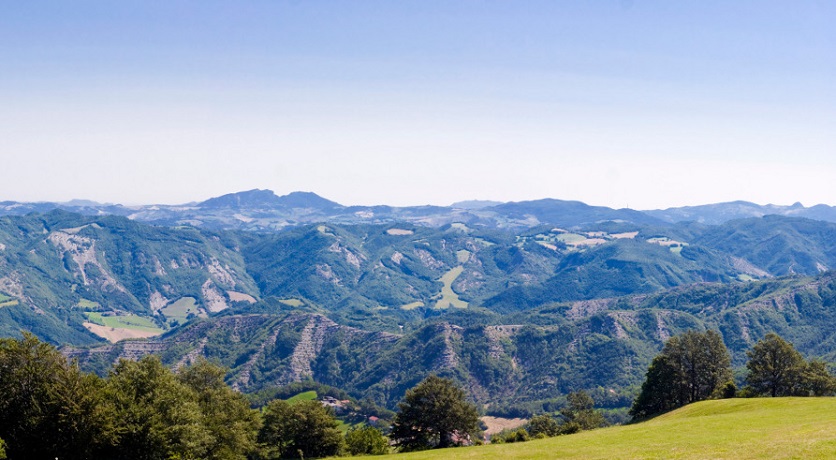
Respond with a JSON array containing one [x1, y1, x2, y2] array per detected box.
[[67, 271, 836, 411], [1, 206, 835, 411]]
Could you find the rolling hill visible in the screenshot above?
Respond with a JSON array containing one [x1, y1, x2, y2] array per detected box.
[[382, 397, 836, 459]]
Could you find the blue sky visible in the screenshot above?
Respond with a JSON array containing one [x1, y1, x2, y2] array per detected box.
[[1, 1, 833, 208]]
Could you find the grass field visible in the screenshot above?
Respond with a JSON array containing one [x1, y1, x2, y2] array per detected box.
[[380, 398, 836, 460], [286, 390, 317, 404], [400, 301, 424, 310], [0, 293, 18, 307], [84, 312, 163, 333], [278, 298, 304, 307], [556, 233, 588, 245], [161, 297, 199, 322], [76, 299, 101, 310], [434, 266, 468, 309], [336, 419, 368, 434]]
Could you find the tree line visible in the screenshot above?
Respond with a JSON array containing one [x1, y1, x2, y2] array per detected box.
[[0, 334, 486, 459], [630, 331, 836, 420]]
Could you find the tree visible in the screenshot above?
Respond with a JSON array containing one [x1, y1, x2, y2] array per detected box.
[[104, 356, 211, 460], [177, 359, 261, 460], [745, 333, 806, 397], [0, 333, 117, 459], [803, 360, 836, 396], [746, 333, 836, 397], [526, 414, 559, 438], [391, 375, 480, 451], [630, 330, 732, 420], [559, 391, 607, 432], [345, 425, 389, 456], [258, 399, 344, 459]]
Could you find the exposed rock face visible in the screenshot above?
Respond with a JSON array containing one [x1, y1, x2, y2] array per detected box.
[[48, 231, 127, 293], [201, 280, 229, 313]]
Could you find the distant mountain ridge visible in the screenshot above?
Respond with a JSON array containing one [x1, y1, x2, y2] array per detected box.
[[199, 189, 343, 211], [4, 190, 835, 230], [646, 200, 836, 225]]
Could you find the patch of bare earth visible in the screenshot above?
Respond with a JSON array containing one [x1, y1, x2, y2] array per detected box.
[[481, 416, 528, 437], [83, 323, 162, 343], [386, 228, 414, 235], [228, 291, 257, 303]]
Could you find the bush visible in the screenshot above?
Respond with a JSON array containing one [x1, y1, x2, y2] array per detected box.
[[526, 414, 559, 437], [345, 426, 389, 456]]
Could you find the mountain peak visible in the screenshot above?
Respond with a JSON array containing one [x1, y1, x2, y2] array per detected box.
[[198, 190, 342, 210], [198, 189, 282, 209], [275, 191, 343, 210]]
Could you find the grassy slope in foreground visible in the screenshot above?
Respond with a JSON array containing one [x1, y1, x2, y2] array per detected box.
[[384, 398, 836, 460]]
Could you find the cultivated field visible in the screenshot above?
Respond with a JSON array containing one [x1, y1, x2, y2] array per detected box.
[[434, 266, 468, 309], [381, 398, 836, 460], [83, 311, 164, 342], [83, 322, 163, 342]]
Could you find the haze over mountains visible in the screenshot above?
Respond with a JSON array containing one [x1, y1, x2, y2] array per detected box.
[[1, 189, 836, 412], [2, 189, 836, 231]]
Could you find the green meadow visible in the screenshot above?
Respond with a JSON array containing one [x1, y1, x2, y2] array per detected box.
[[84, 312, 163, 333], [286, 390, 318, 404], [433, 266, 468, 309], [161, 297, 199, 323], [0, 293, 18, 308], [381, 398, 836, 460]]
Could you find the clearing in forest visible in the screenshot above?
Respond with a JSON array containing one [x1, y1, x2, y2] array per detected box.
[[433, 266, 468, 309]]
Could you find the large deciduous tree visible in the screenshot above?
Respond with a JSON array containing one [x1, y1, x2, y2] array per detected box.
[[630, 330, 732, 420], [391, 375, 481, 451], [258, 399, 344, 459], [560, 390, 607, 433], [745, 333, 806, 397], [104, 356, 212, 460], [745, 333, 836, 397], [177, 359, 261, 460]]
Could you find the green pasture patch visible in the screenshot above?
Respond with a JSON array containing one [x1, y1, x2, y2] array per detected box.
[[76, 299, 101, 310], [434, 266, 468, 309], [450, 223, 470, 233], [336, 419, 366, 434], [456, 249, 471, 263], [278, 298, 304, 307], [161, 297, 199, 323], [84, 312, 163, 333], [286, 391, 317, 404], [400, 301, 424, 310], [0, 293, 17, 307]]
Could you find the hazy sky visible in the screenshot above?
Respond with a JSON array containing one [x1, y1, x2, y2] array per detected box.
[[1, 1, 834, 209]]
